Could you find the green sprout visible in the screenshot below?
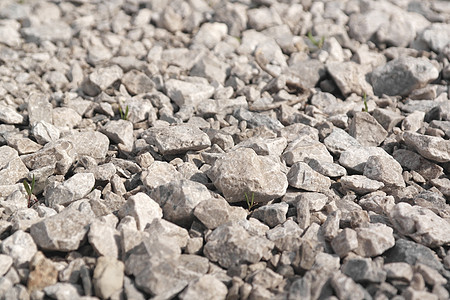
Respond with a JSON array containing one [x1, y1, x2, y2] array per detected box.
[[245, 192, 256, 211], [307, 32, 325, 49], [363, 93, 368, 112], [119, 105, 129, 120], [23, 175, 37, 208]]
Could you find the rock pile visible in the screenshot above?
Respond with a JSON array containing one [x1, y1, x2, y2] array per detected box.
[[0, 0, 449, 299]]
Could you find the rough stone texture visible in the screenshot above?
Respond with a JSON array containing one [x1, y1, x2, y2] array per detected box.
[[354, 223, 395, 257], [0, 1, 448, 299], [30, 208, 91, 252], [206, 148, 288, 203], [390, 202, 450, 247], [349, 112, 388, 147], [1, 230, 37, 268], [45, 173, 95, 208], [179, 274, 228, 300], [142, 124, 211, 155], [402, 132, 450, 163], [118, 192, 162, 231], [287, 162, 331, 192], [327, 61, 373, 96], [150, 179, 211, 227], [340, 175, 385, 194], [251, 202, 289, 228], [363, 155, 405, 189], [93, 256, 124, 299], [204, 223, 274, 268], [370, 57, 439, 96]]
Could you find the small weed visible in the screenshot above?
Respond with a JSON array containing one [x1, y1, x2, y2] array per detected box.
[[23, 175, 38, 208], [363, 93, 368, 112], [245, 192, 256, 211], [119, 105, 129, 120], [307, 32, 325, 49]]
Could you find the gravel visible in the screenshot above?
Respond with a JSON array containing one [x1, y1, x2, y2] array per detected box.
[[0, 0, 449, 299]]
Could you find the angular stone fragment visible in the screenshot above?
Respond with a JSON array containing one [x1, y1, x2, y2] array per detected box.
[[101, 119, 134, 148], [287, 162, 331, 192], [193, 197, 231, 230], [82, 65, 123, 97], [93, 256, 124, 299], [207, 148, 288, 203], [150, 179, 211, 227], [191, 22, 228, 49], [204, 223, 274, 268], [339, 146, 391, 173], [118, 192, 162, 231], [340, 175, 385, 194], [0, 151, 28, 185], [331, 272, 367, 300], [283, 137, 333, 166], [45, 173, 95, 208], [144, 219, 189, 250], [190, 54, 228, 84], [306, 159, 347, 177], [52, 107, 82, 130], [331, 228, 358, 258], [385, 239, 444, 272], [324, 128, 362, 155], [402, 132, 450, 163], [342, 257, 386, 283], [354, 223, 395, 257], [122, 70, 154, 95], [252, 203, 289, 228], [349, 112, 388, 147], [0, 104, 24, 124], [419, 23, 450, 53], [393, 149, 443, 180], [21, 22, 72, 44], [165, 79, 215, 107], [370, 57, 439, 96], [142, 124, 210, 155], [384, 262, 413, 282], [266, 219, 303, 252], [389, 202, 450, 247], [327, 61, 373, 96], [141, 161, 182, 190], [62, 131, 109, 160], [0, 254, 12, 277], [1, 230, 37, 268], [179, 274, 228, 300], [88, 220, 120, 258], [372, 108, 405, 132], [43, 283, 83, 299], [30, 208, 91, 252], [27, 251, 58, 293], [363, 155, 405, 189]]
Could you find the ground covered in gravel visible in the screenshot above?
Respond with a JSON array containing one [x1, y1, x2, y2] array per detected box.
[[0, 0, 449, 299]]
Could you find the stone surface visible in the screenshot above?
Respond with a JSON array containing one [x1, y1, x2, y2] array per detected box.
[[287, 162, 331, 192], [150, 179, 211, 227], [349, 112, 388, 147], [30, 208, 91, 252], [340, 175, 385, 194], [204, 223, 274, 268], [45, 173, 95, 208], [1, 230, 37, 268], [363, 155, 405, 189], [354, 223, 395, 257], [179, 274, 228, 300], [389, 202, 450, 247], [402, 132, 450, 163], [118, 192, 162, 231], [370, 57, 439, 96], [206, 148, 288, 203], [93, 256, 124, 299], [142, 124, 211, 155], [252, 202, 289, 228]]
